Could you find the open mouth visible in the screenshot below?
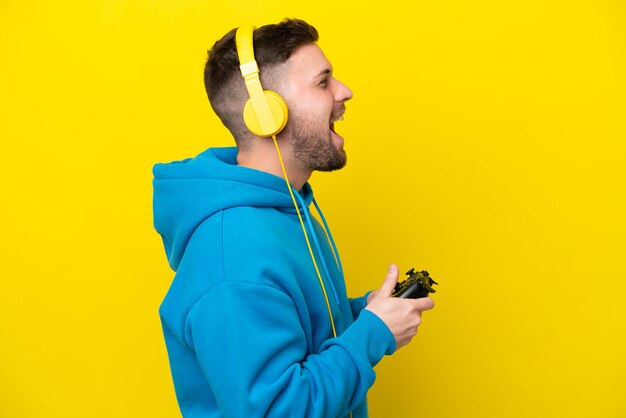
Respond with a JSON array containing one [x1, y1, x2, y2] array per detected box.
[[330, 113, 344, 135]]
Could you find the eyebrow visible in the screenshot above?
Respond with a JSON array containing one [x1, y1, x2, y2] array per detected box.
[[314, 68, 332, 79]]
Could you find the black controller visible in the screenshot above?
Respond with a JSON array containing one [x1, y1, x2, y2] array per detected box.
[[392, 268, 438, 299]]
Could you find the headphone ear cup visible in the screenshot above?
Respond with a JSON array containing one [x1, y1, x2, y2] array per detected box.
[[243, 90, 289, 137]]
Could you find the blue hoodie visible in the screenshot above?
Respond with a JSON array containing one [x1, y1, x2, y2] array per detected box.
[[153, 147, 395, 418]]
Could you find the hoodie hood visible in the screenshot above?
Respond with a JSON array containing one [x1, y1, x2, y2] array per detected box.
[[153, 147, 314, 271]]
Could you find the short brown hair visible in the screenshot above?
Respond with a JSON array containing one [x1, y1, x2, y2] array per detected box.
[[203, 19, 319, 147]]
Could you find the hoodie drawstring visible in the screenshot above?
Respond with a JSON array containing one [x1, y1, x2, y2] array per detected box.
[[294, 192, 341, 306], [312, 198, 344, 278]]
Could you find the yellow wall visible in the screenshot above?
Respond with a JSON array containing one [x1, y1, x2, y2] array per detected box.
[[1, 1, 624, 417]]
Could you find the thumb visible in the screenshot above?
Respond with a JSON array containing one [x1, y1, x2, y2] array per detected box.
[[379, 264, 400, 297]]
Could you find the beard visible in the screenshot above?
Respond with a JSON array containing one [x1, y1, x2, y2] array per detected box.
[[289, 111, 347, 172]]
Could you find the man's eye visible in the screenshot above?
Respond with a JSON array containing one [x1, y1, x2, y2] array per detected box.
[[319, 78, 329, 87]]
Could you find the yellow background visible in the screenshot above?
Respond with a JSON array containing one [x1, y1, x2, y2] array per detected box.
[[1, 0, 625, 417]]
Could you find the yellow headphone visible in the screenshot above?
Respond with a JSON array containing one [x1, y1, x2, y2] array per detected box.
[[235, 26, 289, 137]]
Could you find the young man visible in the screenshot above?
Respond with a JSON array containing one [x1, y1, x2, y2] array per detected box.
[[153, 18, 434, 418]]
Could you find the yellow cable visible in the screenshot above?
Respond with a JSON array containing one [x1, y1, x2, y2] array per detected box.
[[272, 135, 337, 338]]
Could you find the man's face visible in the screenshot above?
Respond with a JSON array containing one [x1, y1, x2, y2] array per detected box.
[[280, 43, 353, 172]]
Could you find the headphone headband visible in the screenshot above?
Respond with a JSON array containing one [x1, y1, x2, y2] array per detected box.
[[235, 26, 256, 71]]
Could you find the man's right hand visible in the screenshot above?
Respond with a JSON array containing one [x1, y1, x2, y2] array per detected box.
[[364, 264, 435, 351]]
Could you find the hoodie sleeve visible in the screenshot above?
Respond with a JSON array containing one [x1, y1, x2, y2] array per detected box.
[[186, 281, 395, 418], [349, 292, 372, 320]]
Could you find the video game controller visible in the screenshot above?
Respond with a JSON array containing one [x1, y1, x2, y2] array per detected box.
[[392, 268, 439, 299]]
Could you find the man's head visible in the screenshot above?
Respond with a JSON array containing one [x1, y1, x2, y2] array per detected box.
[[204, 18, 352, 172]]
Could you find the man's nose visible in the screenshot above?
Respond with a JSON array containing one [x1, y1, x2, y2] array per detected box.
[[334, 78, 353, 102]]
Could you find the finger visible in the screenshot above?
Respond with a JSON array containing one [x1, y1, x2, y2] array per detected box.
[[413, 296, 435, 311], [378, 264, 400, 296]]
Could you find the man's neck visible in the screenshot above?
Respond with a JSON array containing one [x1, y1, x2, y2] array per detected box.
[[236, 143, 312, 192]]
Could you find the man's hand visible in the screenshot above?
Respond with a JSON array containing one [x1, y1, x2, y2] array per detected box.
[[365, 264, 435, 351]]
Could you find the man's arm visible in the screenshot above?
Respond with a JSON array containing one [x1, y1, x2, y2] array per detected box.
[[187, 280, 395, 418], [186, 265, 434, 418]]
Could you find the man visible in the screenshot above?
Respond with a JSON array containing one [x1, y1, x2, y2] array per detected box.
[[153, 18, 434, 418]]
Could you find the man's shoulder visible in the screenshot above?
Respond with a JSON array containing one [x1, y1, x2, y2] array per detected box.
[[223, 205, 291, 225], [189, 206, 297, 251], [184, 206, 304, 290]]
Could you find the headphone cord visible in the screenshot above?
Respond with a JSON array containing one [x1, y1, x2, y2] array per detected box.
[[271, 135, 337, 339]]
